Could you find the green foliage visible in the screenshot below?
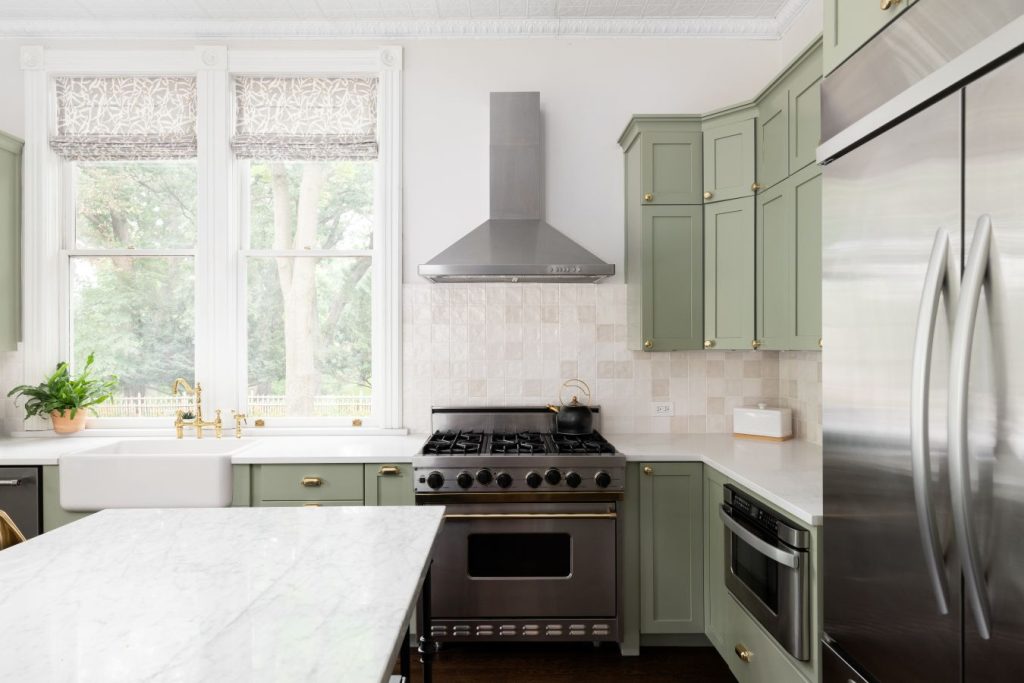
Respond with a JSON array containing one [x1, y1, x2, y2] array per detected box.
[[7, 353, 119, 420]]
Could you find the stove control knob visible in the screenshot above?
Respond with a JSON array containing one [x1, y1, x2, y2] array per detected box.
[[496, 472, 513, 488], [476, 469, 494, 486], [544, 468, 562, 485], [456, 471, 474, 489], [565, 471, 583, 488], [426, 471, 445, 490], [526, 471, 543, 488], [594, 471, 612, 488]]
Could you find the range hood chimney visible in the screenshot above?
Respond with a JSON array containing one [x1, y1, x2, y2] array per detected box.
[[418, 92, 615, 284]]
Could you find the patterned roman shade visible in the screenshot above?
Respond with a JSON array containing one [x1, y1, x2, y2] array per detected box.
[[50, 76, 198, 161], [231, 76, 378, 161]]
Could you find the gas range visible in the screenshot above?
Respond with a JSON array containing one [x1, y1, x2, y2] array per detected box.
[[414, 407, 625, 496]]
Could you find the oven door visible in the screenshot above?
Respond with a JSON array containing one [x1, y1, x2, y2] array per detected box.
[[430, 501, 617, 619], [719, 503, 810, 661]]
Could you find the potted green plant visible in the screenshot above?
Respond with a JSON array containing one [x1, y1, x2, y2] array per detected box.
[[7, 353, 118, 434]]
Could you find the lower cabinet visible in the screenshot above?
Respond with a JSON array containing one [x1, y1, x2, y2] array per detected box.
[[705, 468, 820, 683], [364, 463, 414, 506], [638, 462, 704, 634]]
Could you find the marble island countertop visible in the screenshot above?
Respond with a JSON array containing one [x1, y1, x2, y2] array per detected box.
[[0, 432, 822, 525], [0, 506, 445, 683]]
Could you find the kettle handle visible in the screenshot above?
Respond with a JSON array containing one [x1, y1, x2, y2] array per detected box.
[[559, 379, 592, 407]]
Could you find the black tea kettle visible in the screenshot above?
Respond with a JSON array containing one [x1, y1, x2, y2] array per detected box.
[[548, 379, 594, 435]]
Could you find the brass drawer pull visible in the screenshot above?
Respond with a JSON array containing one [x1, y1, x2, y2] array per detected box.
[[378, 465, 401, 476], [303, 503, 322, 508], [643, 466, 653, 475], [445, 512, 617, 520], [734, 643, 753, 662], [301, 477, 323, 487]]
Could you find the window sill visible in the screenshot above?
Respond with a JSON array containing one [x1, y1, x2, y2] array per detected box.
[[8, 426, 410, 438]]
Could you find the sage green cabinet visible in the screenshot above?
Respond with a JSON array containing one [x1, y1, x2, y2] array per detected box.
[[252, 463, 364, 505], [702, 118, 755, 203], [640, 130, 703, 205], [639, 462, 703, 634], [704, 198, 755, 351], [824, 0, 910, 75], [788, 49, 823, 174], [756, 90, 789, 193], [704, 468, 821, 683], [756, 164, 822, 351], [0, 132, 22, 352], [363, 463, 414, 506]]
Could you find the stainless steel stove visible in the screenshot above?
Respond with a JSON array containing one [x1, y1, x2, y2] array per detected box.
[[414, 407, 624, 644]]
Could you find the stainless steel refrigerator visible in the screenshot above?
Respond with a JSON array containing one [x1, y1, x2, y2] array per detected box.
[[819, 3, 1024, 682]]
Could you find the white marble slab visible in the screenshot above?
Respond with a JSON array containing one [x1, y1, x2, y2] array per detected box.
[[607, 433, 823, 526], [0, 506, 444, 683]]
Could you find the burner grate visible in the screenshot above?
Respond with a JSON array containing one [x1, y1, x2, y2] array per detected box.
[[551, 432, 616, 454], [489, 431, 548, 454], [423, 430, 485, 455]]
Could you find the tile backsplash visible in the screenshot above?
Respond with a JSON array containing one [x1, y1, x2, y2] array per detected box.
[[403, 283, 823, 444]]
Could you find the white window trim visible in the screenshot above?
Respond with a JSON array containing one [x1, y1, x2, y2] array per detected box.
[[19, 45, 404, 433]]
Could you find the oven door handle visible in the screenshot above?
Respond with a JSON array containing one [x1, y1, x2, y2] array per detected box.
[[719, 505, 800, 569], [444, 511, 617, 520]]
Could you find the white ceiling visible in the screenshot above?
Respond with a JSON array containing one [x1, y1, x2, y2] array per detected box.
[[0, 0, 810, 38]]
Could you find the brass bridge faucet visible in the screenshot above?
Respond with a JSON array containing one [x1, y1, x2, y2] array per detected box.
[[172, 378, 222, 439]]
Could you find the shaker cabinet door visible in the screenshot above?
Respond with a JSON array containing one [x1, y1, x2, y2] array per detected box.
[[641, 131, 702, 205], [823, 0, 909, 75], [788, 45, 823, 174], [704, 197, 755, 351], [703, 119, 756, 203], [641, 205, 704, 351], [756, 91, 789, 193], [0, 133, 22, 352], [639, 462, 704, 634]]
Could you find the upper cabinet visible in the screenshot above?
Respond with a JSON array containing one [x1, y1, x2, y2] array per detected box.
[[756, 90, 790, 192], [0, 132, 22, 352], [824, 0, 910, 75], [620, 118, 705, 352], [704, 197, 755, 351], [702, 117, 756, 203]]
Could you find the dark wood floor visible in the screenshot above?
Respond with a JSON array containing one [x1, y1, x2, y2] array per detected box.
[[395, 643, 737, 683]]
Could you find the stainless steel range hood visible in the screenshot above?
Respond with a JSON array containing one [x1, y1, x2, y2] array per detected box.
[[418, 92, 614, 284]]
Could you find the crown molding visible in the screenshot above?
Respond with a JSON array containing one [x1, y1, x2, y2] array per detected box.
[[0, 1, 811, 40]]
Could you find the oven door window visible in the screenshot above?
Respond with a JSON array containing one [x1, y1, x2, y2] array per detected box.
[[732, 534, 780, 613], [468, 533, 571, 578]]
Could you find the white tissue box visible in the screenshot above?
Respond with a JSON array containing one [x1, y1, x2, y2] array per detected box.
[[733, 403, 793, 441]]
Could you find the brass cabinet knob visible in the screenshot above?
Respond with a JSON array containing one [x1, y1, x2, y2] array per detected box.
[[643, 339, 653, 350], [818, 337, 824, 349], [301, 476, 323, 487], [643, 466, 653, 475], [880, 0, 900, 8], [751, 339, 762, 350], [643, 193, 654, 202], [378, 465, 401, 476], [751, 182, 762, 192], [734, 644, 753, 663], [704, 339, 715, 349], [703, 191, 713, 200]]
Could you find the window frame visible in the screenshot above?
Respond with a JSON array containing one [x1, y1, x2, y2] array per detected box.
[[20, 46, 404, 432]]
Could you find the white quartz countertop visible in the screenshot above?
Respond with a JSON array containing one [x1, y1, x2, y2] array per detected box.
[[607, 433, 823, 526], [0, 434, 426, 466], [0, 432, 822, 524], [0, 505, 445, 683]]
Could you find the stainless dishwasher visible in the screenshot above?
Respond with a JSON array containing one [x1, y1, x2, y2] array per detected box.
[[0, 467, 41, 538]]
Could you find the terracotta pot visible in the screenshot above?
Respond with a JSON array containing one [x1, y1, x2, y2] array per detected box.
[[50, 409, 88, 434]]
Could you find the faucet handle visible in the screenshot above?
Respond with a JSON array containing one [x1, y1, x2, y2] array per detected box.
[[232, 410, 248, 439]]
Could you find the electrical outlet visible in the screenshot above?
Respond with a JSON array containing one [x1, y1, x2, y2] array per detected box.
[[651, 402, 674, 417]]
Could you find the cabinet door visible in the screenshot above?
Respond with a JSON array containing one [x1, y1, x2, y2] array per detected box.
[[824, 0, 909, 75], [704, 474, 731, 652], [788, 45, 822, 174], [642, 205, 703, 351], [639, 462, 704, 634], [363, 463, 414, 506], [642, 131, 702, 205], [0, 135, 21, 352], [756, 165, 822, 351], [791, 165, 822, 350], [704, 197, 755, 351], [756, 91, 789, 192], [756, 179, 793, 350], [703, 119, 755, 203]]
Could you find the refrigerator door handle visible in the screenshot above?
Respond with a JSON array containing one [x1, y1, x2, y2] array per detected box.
[[910, 228, 958, 616], [949, 214, 994, 641]]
